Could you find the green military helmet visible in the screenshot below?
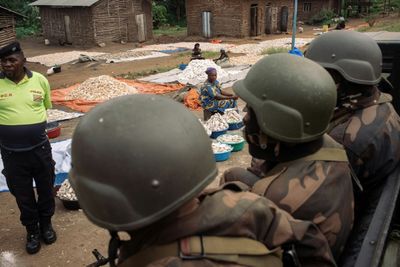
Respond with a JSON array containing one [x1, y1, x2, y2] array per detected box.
[[305, 30, 382, 85], [69, 95, 217, 232], [233, 53, 336, 143]]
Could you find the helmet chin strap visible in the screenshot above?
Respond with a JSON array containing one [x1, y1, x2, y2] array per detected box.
[[244, 128, 281, 158], [258, 133, 268, 150], [108, 231, 121, 267]]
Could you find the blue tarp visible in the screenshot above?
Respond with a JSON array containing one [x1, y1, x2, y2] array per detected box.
[[159, 47, 189, 54]]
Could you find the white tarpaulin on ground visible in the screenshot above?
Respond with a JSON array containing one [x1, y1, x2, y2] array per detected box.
[[139, 65, 251, 88], [47, 109, 83, 122], [27, 51, 106, 66], [0, 139, 72, 192]]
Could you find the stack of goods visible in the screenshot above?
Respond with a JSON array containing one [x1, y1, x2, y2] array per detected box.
[[223, 109, 242, 123], [205, 113, 229, 139], [94, 50, 151, 61], [56, 179, 77, 201], [198, 119, 212, 136], [217, 134, 244, 143], [217, 134, 245, 152], [67, 75, 137, 101], [212, 142, 233, 153], [56, 179, 80, 210], [178, 60, 228, 84], [46, 109, 83, 123], [205, 113, 229, 132], [211, 141, 233, 162], [223, 109, 243, 130]]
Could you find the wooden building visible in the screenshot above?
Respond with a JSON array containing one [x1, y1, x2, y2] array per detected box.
[[31, 0, 153, 47], [0, 6, 25, 47], [297, 0, 340, 22], [186, 0, 294, 38]]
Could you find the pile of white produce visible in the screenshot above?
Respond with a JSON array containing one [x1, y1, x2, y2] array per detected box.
[[67, 75, 137, 101], [57, 179, 78, 201], [230, 38, 313, 55], [47, 109, 83, 122], [96, 51, 169, 63], [223, 109, 242, 123], [212, 142, 233, 153], [178, 59, 228, 84], [95, 50, 151, 61], [198, 119, 212, 136], [205, 113, 229, 132], [217, 134, 244, 144], [27, 51, 105, 66]]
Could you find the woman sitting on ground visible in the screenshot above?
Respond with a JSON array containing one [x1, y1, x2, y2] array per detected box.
[[191, 43, 205, 60], [199, 67, 238, 116], [213, 49, 229, 65]]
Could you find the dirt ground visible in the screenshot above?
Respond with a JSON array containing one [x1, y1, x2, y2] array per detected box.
[[0, 16, 386, 266]]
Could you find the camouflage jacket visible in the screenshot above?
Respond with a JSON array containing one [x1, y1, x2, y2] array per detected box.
[[250, 135, 354, 260], [328, 90, 400, 193], [118, 185, 336, 267]]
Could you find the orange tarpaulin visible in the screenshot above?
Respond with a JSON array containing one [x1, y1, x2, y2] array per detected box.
[[51, 79, 185, 113], [184, 89, 201, 110]]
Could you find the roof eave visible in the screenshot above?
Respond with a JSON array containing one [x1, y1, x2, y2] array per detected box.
[[0, 5, 27, 18]]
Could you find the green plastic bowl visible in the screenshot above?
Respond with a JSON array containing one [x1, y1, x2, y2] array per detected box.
[[217, 135, 245, 152], [229, 141, 245, 152]]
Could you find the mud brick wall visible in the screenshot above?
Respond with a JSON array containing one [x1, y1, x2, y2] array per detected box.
[[38, 0, 152, 47], [297, 0, 338, 22], [186, 0, 245, 37], [0, 9, 17, 47], [92, 0, 153, 44], [39, 7, 94, 47], [186, 0, 294, 38]]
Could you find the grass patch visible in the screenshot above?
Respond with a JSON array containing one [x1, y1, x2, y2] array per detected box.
[[261, 47, 290, 55], [357, 19, 400, 32], [202, 51, 220, 59], [154, 26, 187, 36], [118, 66, 176, 80], [16, 26, 39, 39], [176, 50, 220, 59], [176, 51, 192, 58]]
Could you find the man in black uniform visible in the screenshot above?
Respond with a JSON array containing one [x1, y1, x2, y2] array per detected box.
[[0, 42, 56, 254]]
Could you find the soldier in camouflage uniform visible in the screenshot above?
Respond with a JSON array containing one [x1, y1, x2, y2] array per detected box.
[[69, 94, 336, 267], [305, 30, 400, 195], [223, 54, 354, 260]]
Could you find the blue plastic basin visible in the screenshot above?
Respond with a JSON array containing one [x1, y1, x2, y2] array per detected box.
[[179, 64, 188, 70], [210, 129, 228, 139], [214, 150, 232, 162], [228, 121, 244, 130]]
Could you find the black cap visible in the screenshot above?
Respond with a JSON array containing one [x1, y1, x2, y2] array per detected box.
[[0, 42, 22, 59]]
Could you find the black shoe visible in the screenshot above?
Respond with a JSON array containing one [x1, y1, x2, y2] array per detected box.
[[40, 223, 57, 244], [26, 231, 41, 254]]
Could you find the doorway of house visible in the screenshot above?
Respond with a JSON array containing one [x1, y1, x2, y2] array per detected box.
[[64, 15, 72, 44], [202, 11, 211, 38], [280, 6, 289, 32], [136, 14, 146, 42], [265, 4, 272, 34], [250, 4, 258, 36]]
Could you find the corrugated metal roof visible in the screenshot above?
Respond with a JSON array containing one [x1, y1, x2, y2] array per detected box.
[[30, 0, 101, 7]]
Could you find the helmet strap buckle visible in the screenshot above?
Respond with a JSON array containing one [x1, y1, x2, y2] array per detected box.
[[179, 235, 205, 260]]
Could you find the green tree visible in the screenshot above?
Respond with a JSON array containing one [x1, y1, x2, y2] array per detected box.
[[0, 0, 40, 37], [154, 0, 186, 26], [152, 2, 168, 28]]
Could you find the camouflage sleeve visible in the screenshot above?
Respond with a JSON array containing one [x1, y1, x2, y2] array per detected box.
[[252, 195, 337, 267], [126, 190, 336, 267], [332, 103, 400, 192]]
